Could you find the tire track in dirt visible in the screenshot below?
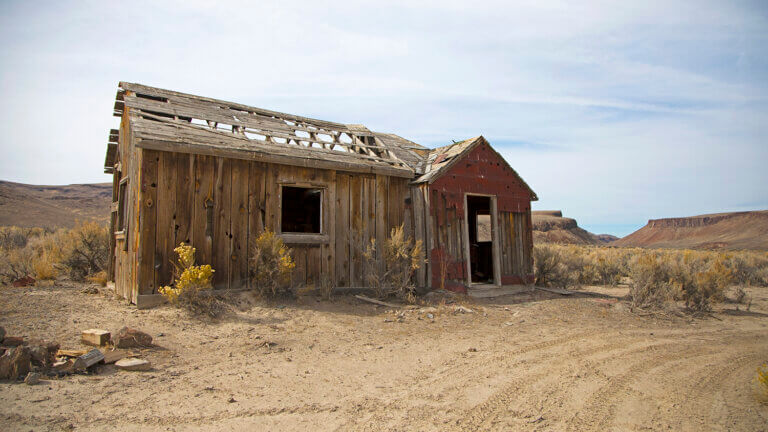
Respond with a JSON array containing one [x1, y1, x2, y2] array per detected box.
[[565, 344, 717, 431], [453, 328, 765, 431], [565, 330, 768, 431], [677, 348, 767, 431], [338, 328, 750, 431], [455, 339, 708, 431]]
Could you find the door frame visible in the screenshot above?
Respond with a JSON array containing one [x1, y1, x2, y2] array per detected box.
[[463, 193, 502, 287]]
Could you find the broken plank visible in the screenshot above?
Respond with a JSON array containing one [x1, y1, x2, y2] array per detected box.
[[354, 294, 401, 308], [536, 286, 573, 296]]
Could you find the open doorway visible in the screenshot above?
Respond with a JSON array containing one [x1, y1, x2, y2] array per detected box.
[[466, 195, 494, 284]]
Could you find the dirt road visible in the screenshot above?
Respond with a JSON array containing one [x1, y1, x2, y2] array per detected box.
[[2, 283, 767, 431]]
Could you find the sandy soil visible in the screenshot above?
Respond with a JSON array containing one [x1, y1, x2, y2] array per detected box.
[[1, 283, 767, 431]]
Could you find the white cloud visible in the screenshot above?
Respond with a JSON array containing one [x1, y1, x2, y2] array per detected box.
[[0, 0, 766, 234]]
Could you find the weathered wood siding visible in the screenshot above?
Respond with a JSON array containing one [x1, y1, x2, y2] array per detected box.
[[113, 108, 142, 303], [115, 148, 413, 300]]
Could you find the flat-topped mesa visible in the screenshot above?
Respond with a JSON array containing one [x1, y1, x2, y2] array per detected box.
[[646, 211, 768, 229], [532, 210, 562, 217], [532, 215, 578, 232], [614, 210, 768, 250]]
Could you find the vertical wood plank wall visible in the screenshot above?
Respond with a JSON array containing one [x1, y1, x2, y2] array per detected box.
[[119, 150, 414, 299], [416, 191, 533, 290]]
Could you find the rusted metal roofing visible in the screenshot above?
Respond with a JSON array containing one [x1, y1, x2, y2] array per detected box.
[[413, 136, 538, 200]]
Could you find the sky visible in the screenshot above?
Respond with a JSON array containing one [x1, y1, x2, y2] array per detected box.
[[1, 1, 766, 237]]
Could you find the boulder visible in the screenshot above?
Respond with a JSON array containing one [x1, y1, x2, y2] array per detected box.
[[0, 346, 31, 380], [24, 372, 41, 385], [12, 276, 36, 287], [112, 328, 152, 348], [115, 357, 151, 371], [28, 340, 60, 368]]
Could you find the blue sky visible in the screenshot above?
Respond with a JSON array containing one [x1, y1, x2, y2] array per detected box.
[[1, 1, 766, 236]]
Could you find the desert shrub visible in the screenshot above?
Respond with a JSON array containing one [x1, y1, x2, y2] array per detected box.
[[726, 252, 768, 287], [0, 226, 47, 250], [0, 246, 36, 284], [318, 274, 334, 300], [628, 252, 674, 310], [58, 221, 110, 280], [533, 244, 577, 289], [249, 231, 295, 297], [363, 225, 423, 303], [87, 270, 109, 287], [159, 243, 225, 317], [0, 222, 108, 285], [758, 364, 768, 402]]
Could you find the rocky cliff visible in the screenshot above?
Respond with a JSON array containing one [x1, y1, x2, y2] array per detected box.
[[532, 211, 615, 245]]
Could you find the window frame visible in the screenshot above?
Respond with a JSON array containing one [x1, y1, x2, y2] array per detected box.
[[115, 176, 129, 236], [277, 183, 328, 245]]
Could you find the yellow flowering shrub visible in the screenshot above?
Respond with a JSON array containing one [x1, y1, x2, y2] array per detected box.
[[758, 363, 768, 402], [250, 231, 295, 297], [159, 243, 214, 303]]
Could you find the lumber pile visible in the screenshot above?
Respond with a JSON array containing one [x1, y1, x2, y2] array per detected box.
[[0, 325, 154, 384]]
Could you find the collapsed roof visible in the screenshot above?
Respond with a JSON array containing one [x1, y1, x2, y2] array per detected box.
[[104, 82, 536, 199], [107, 82, 428, 177]]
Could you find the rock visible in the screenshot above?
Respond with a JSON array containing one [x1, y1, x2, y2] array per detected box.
[[0, 353, 9, 378], [115, 358, 151, 371], [112, 327, 153, 348], [2, 336, 25, 347], [24, 372, 41, 385], [81, 329, 111, 347], [1, 346, 31, 380], [0, 326, 5, 343], [426, 313, 434, 320], [12, 276, 35, 287], [29, 341, 59, 368]]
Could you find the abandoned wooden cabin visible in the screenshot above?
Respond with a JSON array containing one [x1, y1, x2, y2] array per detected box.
[[103, 82, 537, 307]]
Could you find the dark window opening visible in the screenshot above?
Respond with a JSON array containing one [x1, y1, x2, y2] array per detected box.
[[281, 186, 321, 233]]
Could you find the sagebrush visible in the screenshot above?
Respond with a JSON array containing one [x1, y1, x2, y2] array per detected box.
[[0, 222, 109, 284], [249, 231, 295, 297], [159, 243, 225, 317], [535, 243, 768, 313], [362, 225, 423, 303]]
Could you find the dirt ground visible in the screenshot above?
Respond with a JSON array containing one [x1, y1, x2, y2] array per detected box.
[[1, 283, 767, 431]]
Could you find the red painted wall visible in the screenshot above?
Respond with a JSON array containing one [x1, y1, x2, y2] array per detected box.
[[428, 139, 535, 291]]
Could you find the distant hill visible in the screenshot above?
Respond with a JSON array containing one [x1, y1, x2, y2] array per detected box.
[[0, 180, 111, 228], [611, 211, 768, 250], [532, 210, 617, 245]]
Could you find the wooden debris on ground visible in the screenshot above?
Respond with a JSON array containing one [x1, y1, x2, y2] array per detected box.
[[81, 329, 111, 346], [101, 349, 132, 364], [354, 295, 402, 308], [535, 286, 573, 296], [115, 358, 151, 371], [73, 349, 104, 371], [57, 349, 88, 358]]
